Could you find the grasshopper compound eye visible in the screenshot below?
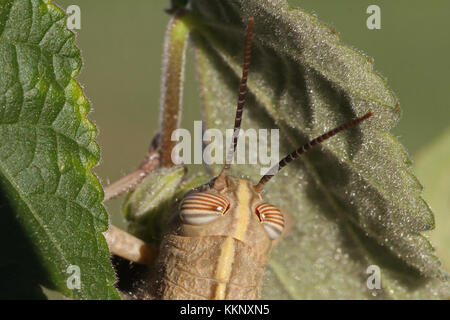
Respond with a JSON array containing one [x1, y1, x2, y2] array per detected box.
[[179, 192, 230, 225], [255, 203, 285, 240]]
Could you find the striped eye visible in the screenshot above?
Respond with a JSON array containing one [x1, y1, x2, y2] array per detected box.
[[179, 192, 230, 225], [255, 203, 285, 240]]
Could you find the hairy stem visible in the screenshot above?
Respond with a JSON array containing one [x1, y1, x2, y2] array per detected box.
[[159, 12, 190, 167]]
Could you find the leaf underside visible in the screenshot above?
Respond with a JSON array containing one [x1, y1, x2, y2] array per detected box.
[[189, 0, 449, 299], [0, 0, 118, 299]]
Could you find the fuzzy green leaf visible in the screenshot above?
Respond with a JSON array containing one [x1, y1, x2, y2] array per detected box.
[[0, 0, 118, 299], [123, 167, 187, 246], [123, 166, 209, 245], [188, 0, 449, 298]]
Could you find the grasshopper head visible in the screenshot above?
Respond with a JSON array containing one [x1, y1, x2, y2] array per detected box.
[[177, 175, 283, 256]]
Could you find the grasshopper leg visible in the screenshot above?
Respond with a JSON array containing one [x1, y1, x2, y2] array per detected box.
[[104, 225, 158, 265], [103, 134, 160, 264], [103, 150, 159, 201], [103, 134, 161, 201]]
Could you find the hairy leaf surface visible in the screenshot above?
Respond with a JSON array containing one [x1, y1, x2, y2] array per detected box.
[[189, 0, 448, 298], [0, 0, 118, 299]]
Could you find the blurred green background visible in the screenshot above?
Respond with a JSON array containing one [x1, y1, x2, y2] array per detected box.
[[54, 0, 449, 274]]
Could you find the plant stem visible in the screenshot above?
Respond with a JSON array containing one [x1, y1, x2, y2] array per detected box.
[[159, 12, 190, 167]]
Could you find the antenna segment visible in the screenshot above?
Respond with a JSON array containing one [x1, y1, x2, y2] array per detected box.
[[213, 18, 254, 189], [224, 17, 255, 171], [254, 112, 373, 192]]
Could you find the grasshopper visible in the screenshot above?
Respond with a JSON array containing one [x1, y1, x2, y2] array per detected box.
[[103, 17, 373, 300]]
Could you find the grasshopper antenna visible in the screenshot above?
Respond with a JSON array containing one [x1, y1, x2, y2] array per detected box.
[[214, 17, 254, 189], [254, 112, 374, 193]]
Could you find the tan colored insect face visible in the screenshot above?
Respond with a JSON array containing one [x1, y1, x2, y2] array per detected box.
[[178, 176, 285, 257]]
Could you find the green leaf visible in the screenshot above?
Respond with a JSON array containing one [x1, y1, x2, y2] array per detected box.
[[123, 166, 209, 246], [415, 127, 450, 272], [188, 0, 449, 298], [0, 0, 118, 299], [123, 166, 187, 246]]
